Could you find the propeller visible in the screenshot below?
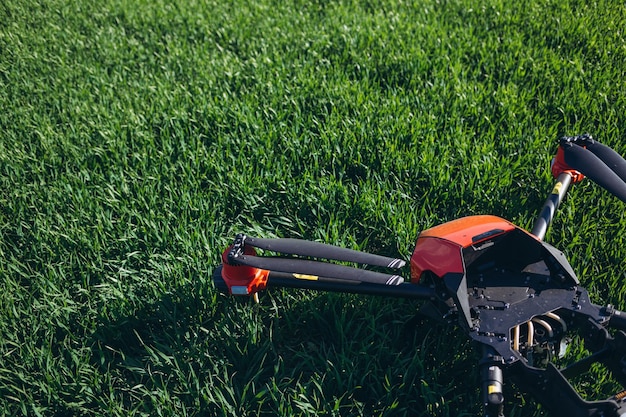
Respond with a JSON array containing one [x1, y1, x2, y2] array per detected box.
[[562, 141, 626, 203], [230, 254, 404, 286], [583, 140, 626, 183], [243, 236, 406, 269]]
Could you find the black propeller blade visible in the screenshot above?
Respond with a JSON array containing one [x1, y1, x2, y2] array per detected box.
[[232, 255, 405, 286], [244, 236, 406, 269], [562, 143, 626, 203], [584, 140, 626, 183]]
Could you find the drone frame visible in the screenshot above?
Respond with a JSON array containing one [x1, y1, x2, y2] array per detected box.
[[213, 134, 626, 417]]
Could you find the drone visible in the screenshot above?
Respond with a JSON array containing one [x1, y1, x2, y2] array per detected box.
[[212, 134, 626, 417]]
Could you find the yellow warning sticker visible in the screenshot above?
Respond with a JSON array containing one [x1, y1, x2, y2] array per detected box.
[[293, 274, 319, 281]]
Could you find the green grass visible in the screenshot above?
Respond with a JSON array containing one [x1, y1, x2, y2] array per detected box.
[[1, 0, 625, 415]]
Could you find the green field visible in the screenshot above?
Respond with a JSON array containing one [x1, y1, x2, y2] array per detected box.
[[1, 0, 626, 415]]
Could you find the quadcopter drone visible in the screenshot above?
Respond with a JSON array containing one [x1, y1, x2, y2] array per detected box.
[[212, 134, 626, 417]]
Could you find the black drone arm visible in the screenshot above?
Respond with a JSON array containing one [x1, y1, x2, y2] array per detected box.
[[531, 171, 574, 240], [212, 265, 436, 300]]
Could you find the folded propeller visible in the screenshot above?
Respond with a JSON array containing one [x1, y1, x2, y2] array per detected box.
[[221, 234, 406, 295], [555, 134, 626, 202]]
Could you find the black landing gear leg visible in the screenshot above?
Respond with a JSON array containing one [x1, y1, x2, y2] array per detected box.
[[480, 346, 505, 417]]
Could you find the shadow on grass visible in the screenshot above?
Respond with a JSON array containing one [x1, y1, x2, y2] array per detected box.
[[87, 275, 543, 416]]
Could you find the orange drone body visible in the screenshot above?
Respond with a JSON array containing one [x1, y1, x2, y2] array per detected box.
[[410, 215, 520, 283]]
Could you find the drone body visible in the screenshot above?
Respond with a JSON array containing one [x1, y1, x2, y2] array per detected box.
[[411, 214, 625, 417], [213, 135, 626, 417]]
